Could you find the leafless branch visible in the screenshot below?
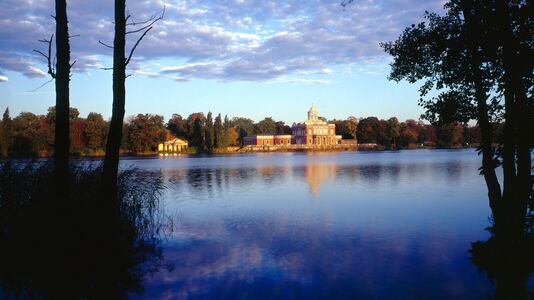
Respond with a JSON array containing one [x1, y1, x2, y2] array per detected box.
[[27, 78, 54, 92], [125, 27, 152, 66], [125, 7, 165, 34], [33, 34, 56, 78], [70, 34, 80, 38], [101, 67, 113, 70], [126, 74, 132, 78], [70, 60, 77, 68], [99, 40, 114, 49]]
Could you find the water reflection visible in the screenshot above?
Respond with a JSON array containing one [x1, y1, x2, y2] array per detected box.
[[304, 164, 337, 199], [0, 163, 166, 299], [130, 150, 506, 299]]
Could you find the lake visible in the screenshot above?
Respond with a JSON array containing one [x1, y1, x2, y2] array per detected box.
[[120, 149, 519, 299]]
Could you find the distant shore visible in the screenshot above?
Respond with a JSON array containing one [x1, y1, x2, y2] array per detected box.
[[2, 143, 479, 160]]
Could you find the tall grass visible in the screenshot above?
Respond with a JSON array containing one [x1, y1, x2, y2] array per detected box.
[[0, 160, 167, 299]]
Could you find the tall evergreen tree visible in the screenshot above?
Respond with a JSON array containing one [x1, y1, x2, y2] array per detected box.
[[214, 114, 223, 148], [0, 108, 12, 157], [222, 114, 230, 148], [204, 112, 214, 152]]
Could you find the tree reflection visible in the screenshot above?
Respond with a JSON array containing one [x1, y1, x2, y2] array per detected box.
[[0, 162, 167, 299], [470, 208, 534, 299]]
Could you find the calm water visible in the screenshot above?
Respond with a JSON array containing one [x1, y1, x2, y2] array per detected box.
[[122, 149, 505, 299]]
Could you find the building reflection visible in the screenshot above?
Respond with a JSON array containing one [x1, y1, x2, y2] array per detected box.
[[305, 163, 338, 200]]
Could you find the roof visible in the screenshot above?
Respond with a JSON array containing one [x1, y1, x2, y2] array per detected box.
[[163, 138, 188, 145]]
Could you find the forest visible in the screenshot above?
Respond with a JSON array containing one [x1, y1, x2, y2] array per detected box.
[[0, 105, 488, 157]]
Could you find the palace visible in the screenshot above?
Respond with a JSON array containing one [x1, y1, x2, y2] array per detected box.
[[243, 104, 342, 146]]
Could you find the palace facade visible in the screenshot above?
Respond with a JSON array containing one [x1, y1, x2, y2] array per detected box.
[[243, 104, 342, 146]]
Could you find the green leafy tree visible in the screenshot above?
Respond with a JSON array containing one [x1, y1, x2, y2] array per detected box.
[[232, 117, 255, 145], [254, 117, 276, 134], [356, 117, 379, 143], [84, 112, 106, 150], [275, 121, 291, 135], [127, 114, 165, 153], [386, 117, 400, 148], [12, 112, 46, 156], [186, 113, 205, 147]]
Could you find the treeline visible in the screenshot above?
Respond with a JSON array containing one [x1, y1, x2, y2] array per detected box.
[[0, 106, 486, 157], [0, 107, 165, 157], [346, 117, 482, 149]]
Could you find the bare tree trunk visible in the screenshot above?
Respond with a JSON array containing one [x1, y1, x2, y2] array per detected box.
[[496, 0, 532, 240], [54, 0, 70, 198], [102, 0, 126, 202], [98, 0, 125, 296], [460, 0, 503, 227]]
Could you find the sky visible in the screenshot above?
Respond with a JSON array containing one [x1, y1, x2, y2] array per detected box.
[[0, 0, 446, 124]]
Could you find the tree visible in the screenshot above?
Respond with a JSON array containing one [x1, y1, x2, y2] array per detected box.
[[46, 106, 80, 149], [356, 117, 379, 143], [192, 118, 203, 149], [127, 114, 165, 153], [70, 117, 86, 152], [275, 121, 291, 135], [84, 112, 106, 151], [435, 122, 463, 148], [382, 0, 533, 240], [204, 112, 214, 152], [167, 114, 187, 139], [232, 117, 255, 145], [101, 1, 163, 205], [185, 113, 205, 148], [386, 117, 400, 148], [11, 112, 45, 156], [222, 114, 230, 147], [0, 108, 12, 157], [255, 117, 276, 134], [214, 114, 223, 148], [34, 0, 72, 192], [225, 127, 240, 146]]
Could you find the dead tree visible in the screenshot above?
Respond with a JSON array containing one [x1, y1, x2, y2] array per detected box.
[[34, 0, 72, 202], [100, 4, 164, 204]]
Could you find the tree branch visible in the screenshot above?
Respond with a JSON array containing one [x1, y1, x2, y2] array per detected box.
[[125, 27, 152, 66], [27, 78, 54, 92], [125, 7, 165, 34], [98, 40, 114, 49], [34, 34, 55, 78]]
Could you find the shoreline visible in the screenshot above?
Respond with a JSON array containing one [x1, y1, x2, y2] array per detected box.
[[2, 145, 478, 160]]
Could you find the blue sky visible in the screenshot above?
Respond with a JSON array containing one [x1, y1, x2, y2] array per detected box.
[[0, 0, 445, 124]]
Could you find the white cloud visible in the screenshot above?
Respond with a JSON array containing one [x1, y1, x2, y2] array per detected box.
[[0, 75, 8, 82], [0, 0, 445, 82]]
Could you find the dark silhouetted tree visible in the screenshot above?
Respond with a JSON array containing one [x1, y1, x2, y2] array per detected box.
[[167, 114, 187, 139], [102, 1, 163, 201], [382, 0, 533, 240], [0, 108, 12, 157]]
